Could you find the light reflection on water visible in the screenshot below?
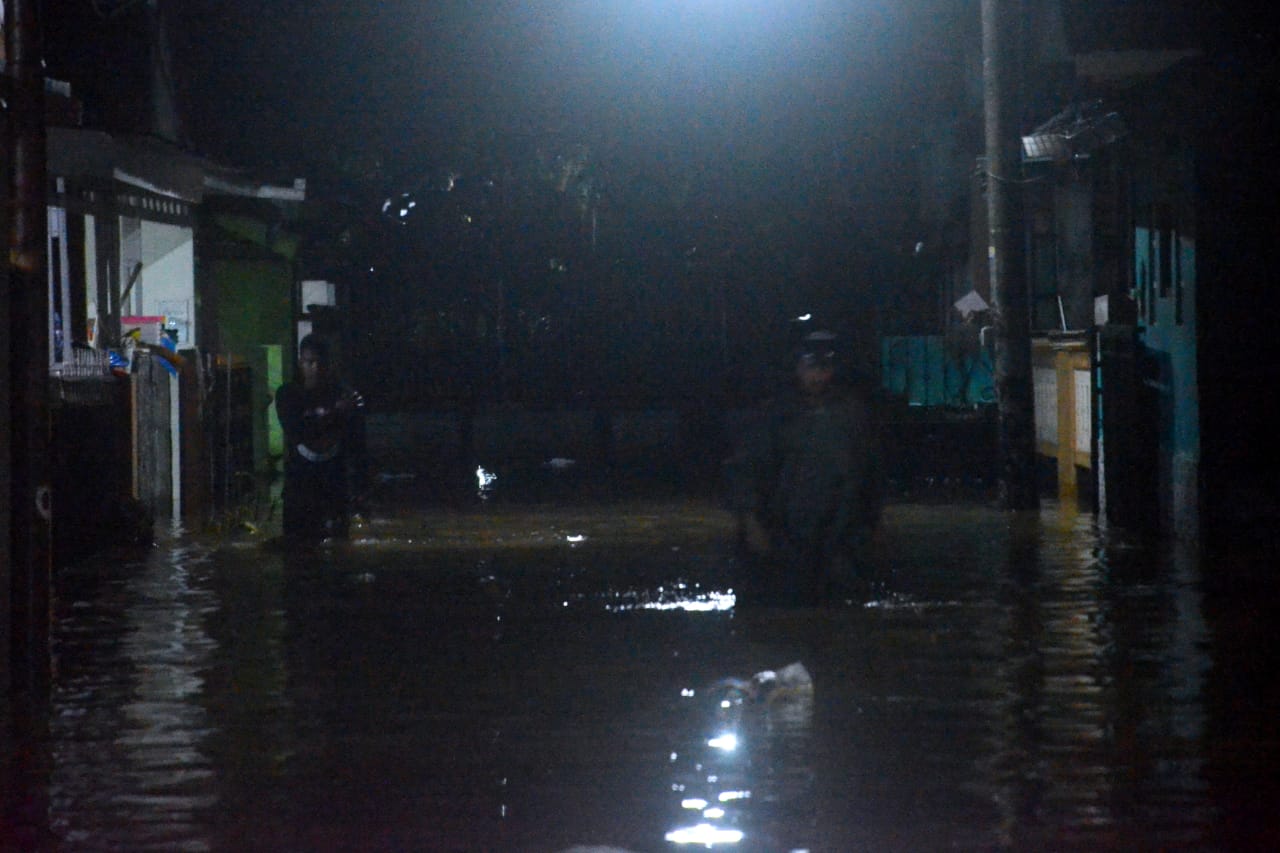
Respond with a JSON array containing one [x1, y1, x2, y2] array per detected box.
[[665, 662, 815, 850], [6, 501, 1273, 850], [47, 541, 220, 851], [599, 583, 736, 613]]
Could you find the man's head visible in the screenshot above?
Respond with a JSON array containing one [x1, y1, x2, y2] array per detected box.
[[297, 334, 332, 388], [795, 330, 838, 398]]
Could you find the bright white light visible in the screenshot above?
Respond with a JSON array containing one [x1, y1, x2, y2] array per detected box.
[[703, 807, 726, 819], [681, 798, 709, 810], [642, 592, 734, 612], [796, 313, 812, 321], [681, 688, 696, 698], [606, 591, 735, 613], [707, 733, 738, 752], [665, 823, 744, 846], [718, 790, 751, 802], [566, 534, 586, 543], [476, 466, 497, 490]]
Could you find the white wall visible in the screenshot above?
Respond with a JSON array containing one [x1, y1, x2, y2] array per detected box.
[[83, 213, 99, 345], [137, 220, 196, 347]]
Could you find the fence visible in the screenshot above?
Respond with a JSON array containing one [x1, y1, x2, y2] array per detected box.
[[49, 352, 132, 565]]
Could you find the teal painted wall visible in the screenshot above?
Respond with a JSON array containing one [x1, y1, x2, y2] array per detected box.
[[1133, 219, 1199, 533], [882, 335, 995, 409]]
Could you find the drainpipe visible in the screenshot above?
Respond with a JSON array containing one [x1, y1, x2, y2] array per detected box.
[[6, 0, 53, 694]]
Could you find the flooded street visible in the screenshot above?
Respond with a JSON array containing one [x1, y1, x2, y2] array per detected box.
[[5, 488, 1278, 851]]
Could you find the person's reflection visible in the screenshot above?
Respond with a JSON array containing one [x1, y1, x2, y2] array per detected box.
[[208, 549, 294, 849]]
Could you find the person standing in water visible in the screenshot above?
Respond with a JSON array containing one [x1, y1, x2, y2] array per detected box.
[[723, 329, 884, 606], [275, 334, 367, 544]]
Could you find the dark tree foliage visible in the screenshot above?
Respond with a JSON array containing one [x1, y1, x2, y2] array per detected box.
[[320, 124, 910, 412]]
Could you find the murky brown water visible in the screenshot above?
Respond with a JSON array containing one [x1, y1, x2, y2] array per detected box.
[[5, 494, 1278, 851]]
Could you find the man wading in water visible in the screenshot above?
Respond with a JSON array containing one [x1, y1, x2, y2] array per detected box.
[[723, 329, 884, 606], [275, 334, 368, 545]]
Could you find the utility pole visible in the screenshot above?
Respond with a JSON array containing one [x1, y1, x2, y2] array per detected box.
[[982, 0, 1038, 509], [146, 0, 182, 143], [6, 0, 54, 695]]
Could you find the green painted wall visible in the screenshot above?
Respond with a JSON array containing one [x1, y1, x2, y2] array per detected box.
[[213, 258, 293, 359], [264, 344, 284, 457], [213, 257, 294, 474]]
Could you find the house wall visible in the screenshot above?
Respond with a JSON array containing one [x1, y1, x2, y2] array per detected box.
[[213, 257, 293, 355], [1132, 138, 1199, 535], [1026, 173, 1098, 335], [211, 256, 294, 475], [51, 176, 200, 540], [1054, 182, 1094, 331], [138, 221, 196, 346], [881, 335, 995, 409], [82, 212, 99, 342], [120, 215, 141, 313], [48, 206, 73, 364], [1191, 71, 1280, 545]]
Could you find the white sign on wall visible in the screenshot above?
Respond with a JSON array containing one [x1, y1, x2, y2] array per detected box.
[[300, 280, 335, 313]]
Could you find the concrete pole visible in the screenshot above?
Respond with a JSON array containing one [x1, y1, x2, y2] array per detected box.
[[982, 0, 1038, 509], [6, 0, 53, 695]]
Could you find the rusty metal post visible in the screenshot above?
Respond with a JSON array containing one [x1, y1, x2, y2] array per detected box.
[[6, 0, 53, 695], [982, 0, 1038, 509]]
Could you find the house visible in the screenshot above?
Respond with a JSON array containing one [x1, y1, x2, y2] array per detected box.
[[2, 0, 336, 572], [1, 26, 92, 676], [903, 1, 1277, 542], [45, 125, 309, 557], [1015, 7, 1278, 544]]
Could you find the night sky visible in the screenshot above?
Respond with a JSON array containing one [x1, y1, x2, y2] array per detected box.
[[41, 1, 1233, 200], [43, 0, 977, 395], [165, 1, 960, 179], [40, 1, 1249, 403], [42, 0, 969, 231]]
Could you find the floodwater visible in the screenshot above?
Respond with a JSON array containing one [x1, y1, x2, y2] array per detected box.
[[4, 477, 1279, 851]]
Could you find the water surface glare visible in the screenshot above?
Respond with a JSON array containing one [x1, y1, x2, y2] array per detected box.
[[5, 500, 1278, 851]]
